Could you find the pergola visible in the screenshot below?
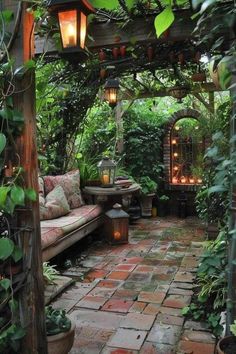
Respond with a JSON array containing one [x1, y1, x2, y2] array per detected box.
[[3, 1, 235, 352]]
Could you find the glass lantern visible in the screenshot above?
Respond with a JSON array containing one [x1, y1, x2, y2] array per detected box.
[[97, 157, 116, 188]]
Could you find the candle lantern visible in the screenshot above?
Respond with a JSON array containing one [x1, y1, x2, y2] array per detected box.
[[47, 0, 94, 52], [104, 79, 119, 107], [97, 157, 116, 188], [105, 204, 129, 244]]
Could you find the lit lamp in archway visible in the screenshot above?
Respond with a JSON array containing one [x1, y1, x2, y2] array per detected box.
[[47, 0, 95, 51], [104, 79, 119, 107]]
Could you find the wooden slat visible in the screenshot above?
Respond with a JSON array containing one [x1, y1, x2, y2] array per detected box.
[[35, 9, 196, 55]]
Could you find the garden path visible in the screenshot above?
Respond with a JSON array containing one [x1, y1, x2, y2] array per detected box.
[[52, 217, 216, 354]]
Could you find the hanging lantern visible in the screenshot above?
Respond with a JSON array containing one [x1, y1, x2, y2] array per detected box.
[[97, 157, 116, 188], [105, 204, 129, 244], [47, 0, 95, 52], [104, 79, 119, 107], [169, 86, 188, 103]]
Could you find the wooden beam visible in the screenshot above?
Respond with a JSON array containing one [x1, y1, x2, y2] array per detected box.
[[35, 9, 196, 56], [121, 82, 222, 100], [9, 2, 47, 353]]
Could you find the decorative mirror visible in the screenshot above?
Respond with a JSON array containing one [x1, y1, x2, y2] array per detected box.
[[170, 118, 204, 185]]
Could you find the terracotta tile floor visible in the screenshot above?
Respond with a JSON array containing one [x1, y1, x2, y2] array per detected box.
[[52, 217, 216, 354]]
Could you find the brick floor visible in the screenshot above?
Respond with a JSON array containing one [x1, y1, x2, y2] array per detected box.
[[49, 217, 216, 353]]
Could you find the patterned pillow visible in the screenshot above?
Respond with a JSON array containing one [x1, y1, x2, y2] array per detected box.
[[43, 170, 84, 209], [40, 185, 70, 220]]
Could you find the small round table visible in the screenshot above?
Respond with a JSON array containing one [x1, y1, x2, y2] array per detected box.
[[83, 183, 141, 210]]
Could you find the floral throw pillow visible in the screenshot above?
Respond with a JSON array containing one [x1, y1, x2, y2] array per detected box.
[[40, 185, 70, 220], [43, 170, 84, 209]]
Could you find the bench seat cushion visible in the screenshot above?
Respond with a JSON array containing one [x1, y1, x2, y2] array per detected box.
[[41, 204, 103, 250]]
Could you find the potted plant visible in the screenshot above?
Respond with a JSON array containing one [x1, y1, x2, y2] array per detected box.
[[216, 320, 236, 353], [138, 176, 157, 217], [46, 306, 76, 354]]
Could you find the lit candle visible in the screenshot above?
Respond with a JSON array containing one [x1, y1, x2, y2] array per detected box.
[[114, 231, 121, 240], [180, 176, 187, 183], [102, 174, 110, 185], [172, 177, 178, 184], [173, 166, 178, 171], [197, 178, 202, 184], [67, 24, 76, 47], [189, 178, 195, 184], [172, 139, 177, 144], [175, 126, 180, 131], [173, 152, 178, 157]]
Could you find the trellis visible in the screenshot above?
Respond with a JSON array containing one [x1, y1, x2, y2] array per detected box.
[[2, 1, 235, 352]]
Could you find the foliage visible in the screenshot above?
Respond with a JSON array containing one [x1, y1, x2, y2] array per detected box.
[[45, 306, 71, 336], [230, 320, 236, 336], [138, 176, 157, 195], [182, 230, 227, 337], [43, 262, 59, 285], [159, 195, 169, 202]]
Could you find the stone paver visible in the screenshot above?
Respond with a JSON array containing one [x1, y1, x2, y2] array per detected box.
[[120, 313, 155, 330], [138, 291, 166, 304], [177, 340, 215, 354], [163, 294, 192, 308], [147, 323, 182, 345], [50, 217, 216, 353], [102, 299, 134, 313], [107, 328, 147, 350]]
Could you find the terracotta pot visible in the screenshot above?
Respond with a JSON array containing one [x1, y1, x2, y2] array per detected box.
[[191, 72, 206, 82], [216, 335, 236, 354], [47, 320, 75, 354]]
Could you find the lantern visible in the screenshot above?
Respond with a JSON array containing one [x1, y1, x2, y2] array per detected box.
[[169, 86, 188, 103], [105, 204, 129, 244], [104, 79, 119, 107], [97, 157, 116, 188], [47, 0, 95, 51]]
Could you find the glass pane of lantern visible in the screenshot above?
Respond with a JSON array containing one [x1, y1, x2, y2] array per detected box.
[[101, 169, 110, 185], [113, 219, 128, 242], [108, 88, 117, 106], [80, 12, 87, 49], [58, 10, 77, 48]]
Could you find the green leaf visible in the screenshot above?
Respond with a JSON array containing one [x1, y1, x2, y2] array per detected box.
[[0, 278, 11, 290], [208, 185, 227, 195], [11, 246, 23, 263], [10, 186, 25, 206], [2, 10, 14, 23], [0, 133, 6, 155], [89, 0, 119, 10], [181, 306, 190, 315], [0, 186, 10, 207], [24, 59, 36, 70], [25, 188, 37, 202], [154, 7, 175, 38], [0, 238, 14, 260], [125, 0, 137, 10]]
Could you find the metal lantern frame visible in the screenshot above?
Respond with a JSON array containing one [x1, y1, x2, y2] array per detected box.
[[47, 0, 95, 52], [97, 157, 116, 188], [105, 203, 129, 245], [169, 86, 189, 103], [104, 79, 120, 107]]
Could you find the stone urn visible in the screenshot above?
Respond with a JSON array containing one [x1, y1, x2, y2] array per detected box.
[[140, 193, 155, 217], [47, 320, 75, 354]]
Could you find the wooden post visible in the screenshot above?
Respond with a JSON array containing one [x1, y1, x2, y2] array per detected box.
[[115, 102, 124, 154], [10, 2, 47, 353], [227, 71, 236, 334]]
